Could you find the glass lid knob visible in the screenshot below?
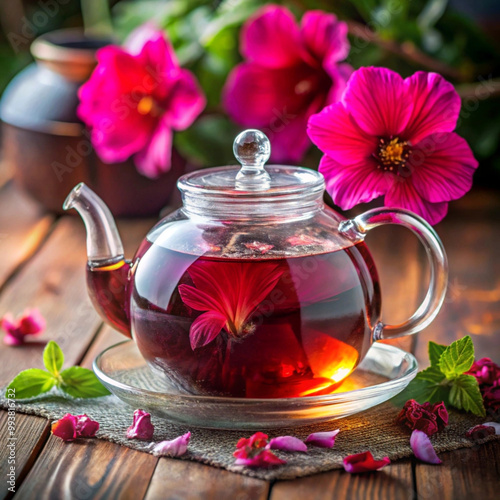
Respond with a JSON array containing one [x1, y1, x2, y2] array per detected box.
[[234, 129, 272, 191]]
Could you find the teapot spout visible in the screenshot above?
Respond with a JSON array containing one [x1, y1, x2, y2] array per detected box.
[[63, 182, 124, 265], [64, 183, 131, 337]]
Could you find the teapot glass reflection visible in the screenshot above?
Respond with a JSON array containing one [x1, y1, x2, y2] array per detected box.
[[65, 130, 448, 399]]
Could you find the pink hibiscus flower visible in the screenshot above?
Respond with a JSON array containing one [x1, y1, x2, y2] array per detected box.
[[223, 5, 351, 163], [307, 67, 478, 225], [78, 25, 206, 178], [178, 261, 283, 350]]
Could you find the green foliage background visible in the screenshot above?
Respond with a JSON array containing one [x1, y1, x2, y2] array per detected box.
[[1, 0, 499, 184]]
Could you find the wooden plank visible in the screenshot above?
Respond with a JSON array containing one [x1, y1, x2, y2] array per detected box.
[[270, 460, 413, 500], [145, 459, 270, 500], [0, 217, 101, 385], [414, 192, 500, 365], [0, 412, 50, 500], [414, 441, 500, 500], [14, 436, 158, 500], [0, 182, 53, 288]]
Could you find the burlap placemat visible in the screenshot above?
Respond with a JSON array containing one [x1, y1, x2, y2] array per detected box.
[[1, 391, 498, 480]]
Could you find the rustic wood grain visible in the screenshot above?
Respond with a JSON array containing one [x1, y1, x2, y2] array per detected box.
[[145, 459, 270, 500], [0, 412, 49, 500], [14, 436, 158, 500], [0, 182, 53, 289], [414, 441, 500, 500], [270, 460, 414, 500]]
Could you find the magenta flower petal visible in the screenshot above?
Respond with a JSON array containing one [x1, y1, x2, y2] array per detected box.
[[126, 409, 154, 440], [2, 309, 46, 346], [305, 429, 339, 448], [319, 155, 390, 210], [241, 5, 302, 67], [134, 119, 173, 178], [301, 11, 349, 64], [75, 414, 99, 438], [343, 67, 412, 137], [403, 71, 461, 145], [410, 133, 478, 203], [467, 358, 500, 386], [51, 414, 78, 442], [151, 432, 191, 457], [268, 436, 307, 452], [124, 21, 162, 54], [234, 449, 286, 467], [188, 311, 227, 350], [343, 451, 390, 473], [385, 179, 449, 225], [410, 430, 442, 464], [18, 309, 46, 335], [308, 102, 378, 165]]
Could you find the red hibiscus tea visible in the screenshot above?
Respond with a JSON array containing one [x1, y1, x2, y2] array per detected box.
[[88, 241, 381, 398]]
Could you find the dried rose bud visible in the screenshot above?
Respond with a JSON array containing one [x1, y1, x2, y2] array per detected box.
[[51, 414, 78, 442], [75, 414, 99, 438], [397, 399, 448, 436], [126, 409, 154, 440], [465, 424, 496, 440], [466, 358, 500, 386]]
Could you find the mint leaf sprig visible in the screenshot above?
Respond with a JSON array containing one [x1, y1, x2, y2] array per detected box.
[[5, 341, 110, 399], [395, 336, 486, 416]]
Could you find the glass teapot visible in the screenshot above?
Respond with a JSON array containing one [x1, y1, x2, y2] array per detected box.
[[64, 130, 448, 399]]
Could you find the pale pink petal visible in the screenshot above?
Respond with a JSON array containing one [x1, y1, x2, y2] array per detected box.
[[234, 449, 286, 467], [168, 69, 206, 130], [134, 120, 173, 178], [124, 21, 163, 55], [126, 409, 154, 440], [403, 72, 461, 145], [343, 451, 391, 473], [385, 179, 449, 225], [319, 155, 390, 210], [241, 5, 302, 68], [343, 67, 412, 137], [301, 11, 349, 64], [410, 429, 442, 464], [189, 311, 227, 350], [305, 429, 339, 448], [19, 309, 45, 335], [151, 432, 191, 457], [269, 436, 307, 452], [308, 103, 378, 165], [409, 133, 478, 203], [325, 63, 353, 105], [3, 333, 23, 346]]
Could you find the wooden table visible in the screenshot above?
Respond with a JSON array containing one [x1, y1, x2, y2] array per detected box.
[[0, 176, 499, 500]]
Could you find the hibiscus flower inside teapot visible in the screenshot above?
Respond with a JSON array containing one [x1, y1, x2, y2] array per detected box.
[[64, 129, 447, 398]]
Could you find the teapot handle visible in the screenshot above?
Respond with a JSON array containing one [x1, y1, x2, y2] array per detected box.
[[339, 208, 448, 341]]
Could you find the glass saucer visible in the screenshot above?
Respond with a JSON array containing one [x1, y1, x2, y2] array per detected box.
[[94, 341, 417, 430]]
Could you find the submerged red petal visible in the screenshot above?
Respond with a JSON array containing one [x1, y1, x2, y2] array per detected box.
[[343, 451, 390, 473]]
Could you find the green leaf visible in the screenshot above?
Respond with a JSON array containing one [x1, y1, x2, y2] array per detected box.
[[43, 341, 64, 376], [428, 341, 446, 367], [60, 367, 111, 398], [438, 336, 475, 378], [5, 369, 56, 399], [449, 374, 486, 417], [416, 366, 446, 384], [392, 368, 449, 407]]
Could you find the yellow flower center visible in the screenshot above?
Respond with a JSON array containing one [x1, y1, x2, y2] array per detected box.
[[377, 137, 411, 172]]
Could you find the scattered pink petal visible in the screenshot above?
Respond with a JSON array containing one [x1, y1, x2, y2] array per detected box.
[[234, 449, 286, 467], [243, 242, 274, 254], [465, 424, 496, 440], [466, 358, 500, 386], [343, 451, 391, 473], [51, 414, 78, 442], [483, 422, 500, 434], [126, 409, 154, 440], [151, 432, 191, 457], [75, 414, 99, 438], [410, 429, 442, 464], [305, 430, 339, 448], [397, 399, 448, 436], [1, 309, 45, 346], [268, 436, 307, 452]]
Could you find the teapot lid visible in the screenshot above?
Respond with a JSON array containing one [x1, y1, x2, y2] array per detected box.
[[177, 130, 325, 218]]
